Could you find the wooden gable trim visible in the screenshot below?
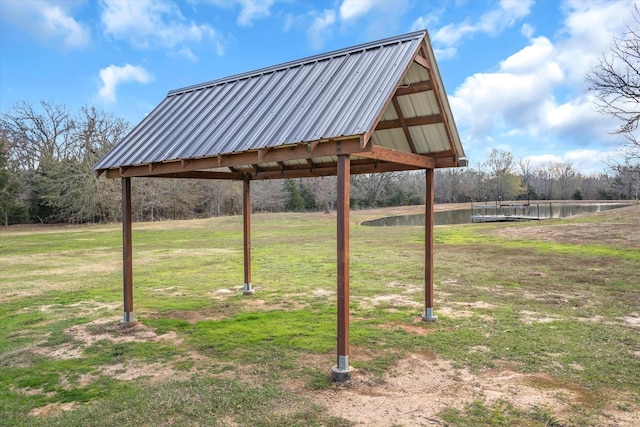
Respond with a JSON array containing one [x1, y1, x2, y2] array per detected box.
[[420, 39, 459, 162]]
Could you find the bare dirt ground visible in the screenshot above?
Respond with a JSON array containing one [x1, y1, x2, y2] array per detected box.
[[310, 351, 639, 427]]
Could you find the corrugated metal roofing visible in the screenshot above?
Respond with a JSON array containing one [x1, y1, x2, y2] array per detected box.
[[94, 30, 465, 174]]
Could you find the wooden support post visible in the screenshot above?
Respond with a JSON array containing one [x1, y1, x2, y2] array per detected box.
[[122, 177, 134, 323], [422, 168, 437, 322], [332, 154, 354, 382], [243, 177, 254, 295]]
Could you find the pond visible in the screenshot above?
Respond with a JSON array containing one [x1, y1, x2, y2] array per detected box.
[[361, 203, 632, 226]]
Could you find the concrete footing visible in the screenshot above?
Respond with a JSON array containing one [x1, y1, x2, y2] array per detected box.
[[330, 365, 355, 383], [122, 311, 135, 324]]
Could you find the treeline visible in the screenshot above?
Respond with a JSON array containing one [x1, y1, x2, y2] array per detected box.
[[1, 102, 638, 226]]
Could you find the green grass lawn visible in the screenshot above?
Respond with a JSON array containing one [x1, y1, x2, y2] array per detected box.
[[1, 205, 639, 426]]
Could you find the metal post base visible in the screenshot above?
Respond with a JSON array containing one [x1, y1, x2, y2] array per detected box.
[[243, 283, 254, 295], [422, 307, 437, 322], [330, 365, 355, 383], [331, 355, 354, 382], [122, 311, 135, 324]]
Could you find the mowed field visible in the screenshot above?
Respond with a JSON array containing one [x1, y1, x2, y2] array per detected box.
[[1, 204, 639, 426]]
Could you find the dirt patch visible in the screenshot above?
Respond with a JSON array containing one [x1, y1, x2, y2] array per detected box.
[[99, 362, 187, 382], [620, 313, 640, 327], [357, 294, 422, 310], [313, 288, 334, 297], [28, 402, 75, 417], [376, 320, 437, 336], [313, 352, 583, 426], [65, 318, 181, 347], [386, 281, 422, 293], [519, 310, 561, 324]]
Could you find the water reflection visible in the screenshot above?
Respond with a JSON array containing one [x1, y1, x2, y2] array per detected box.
[[361, 203, 631, 226]]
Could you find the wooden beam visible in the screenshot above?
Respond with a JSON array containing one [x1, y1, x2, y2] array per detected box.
[[102, 137, 368, 179], [357, 145, 435, 168], [243, 177, 253, 295], [375, 113, 443, 131], [392, 97, 418, 153], [333, 154, 353, 381], [395, 80, 433, 96], [121, 177, 134, 324], [257, 148, 271, 162], [414, 53, 430, 70], [248, 161, 421, 180], [151, 171, 246, 180], [423, 168, 436, 321], [434, 156, 461, 169]]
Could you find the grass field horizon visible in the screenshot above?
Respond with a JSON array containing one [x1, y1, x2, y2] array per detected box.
[[1, 203, 639, 426]]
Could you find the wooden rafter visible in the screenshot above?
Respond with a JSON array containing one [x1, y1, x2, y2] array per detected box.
[[391, 97, 417, 153], [357, 145, 435, 168], [413, 54, 430, 70]]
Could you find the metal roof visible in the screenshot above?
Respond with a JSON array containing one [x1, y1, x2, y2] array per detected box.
[[95, 30, 465, 179]]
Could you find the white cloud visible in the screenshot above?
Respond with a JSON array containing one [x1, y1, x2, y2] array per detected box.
[[523, 154, 563, 170], [0, 0, 90, 49], [524, 149, 616, 175], [449, 0, 632, 156], [206, 0, 275, 26], [432, 0, 533, 47], [556, 0, 635, 84], [450, 37, 564, 138], [520, 23, 535, 38], [307, 9, 336, 50], [410, 13, 441, 32], [101, 0, 221, 58], [339, 0, 375, 21], [564, 149, 611, 173], [98, 64, 154, 103], [237, 0, 275, 26]]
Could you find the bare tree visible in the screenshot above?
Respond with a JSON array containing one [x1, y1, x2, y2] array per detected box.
[[554, 161, 579, 199], [0, 101, 76, 169], [587, 4, 640, 164], [482, 149, 522, 200], [518, 157, 534, 193], [351, 172, 400, 207]]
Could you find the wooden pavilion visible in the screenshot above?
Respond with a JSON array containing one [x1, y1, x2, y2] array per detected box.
[[94, 30, 466, 381]]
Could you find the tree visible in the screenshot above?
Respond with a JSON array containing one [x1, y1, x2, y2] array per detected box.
[[284, 179, 305, 211], [587, 4, 640, 165], [0, 102, 128, 223], [0, 139, 27, 225], [482, 149, 522, 200], [553, 161, 579, 200], [351, 172, 400, 207]]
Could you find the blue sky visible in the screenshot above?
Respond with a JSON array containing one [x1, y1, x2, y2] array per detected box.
[[0, 0, 635, 174]]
